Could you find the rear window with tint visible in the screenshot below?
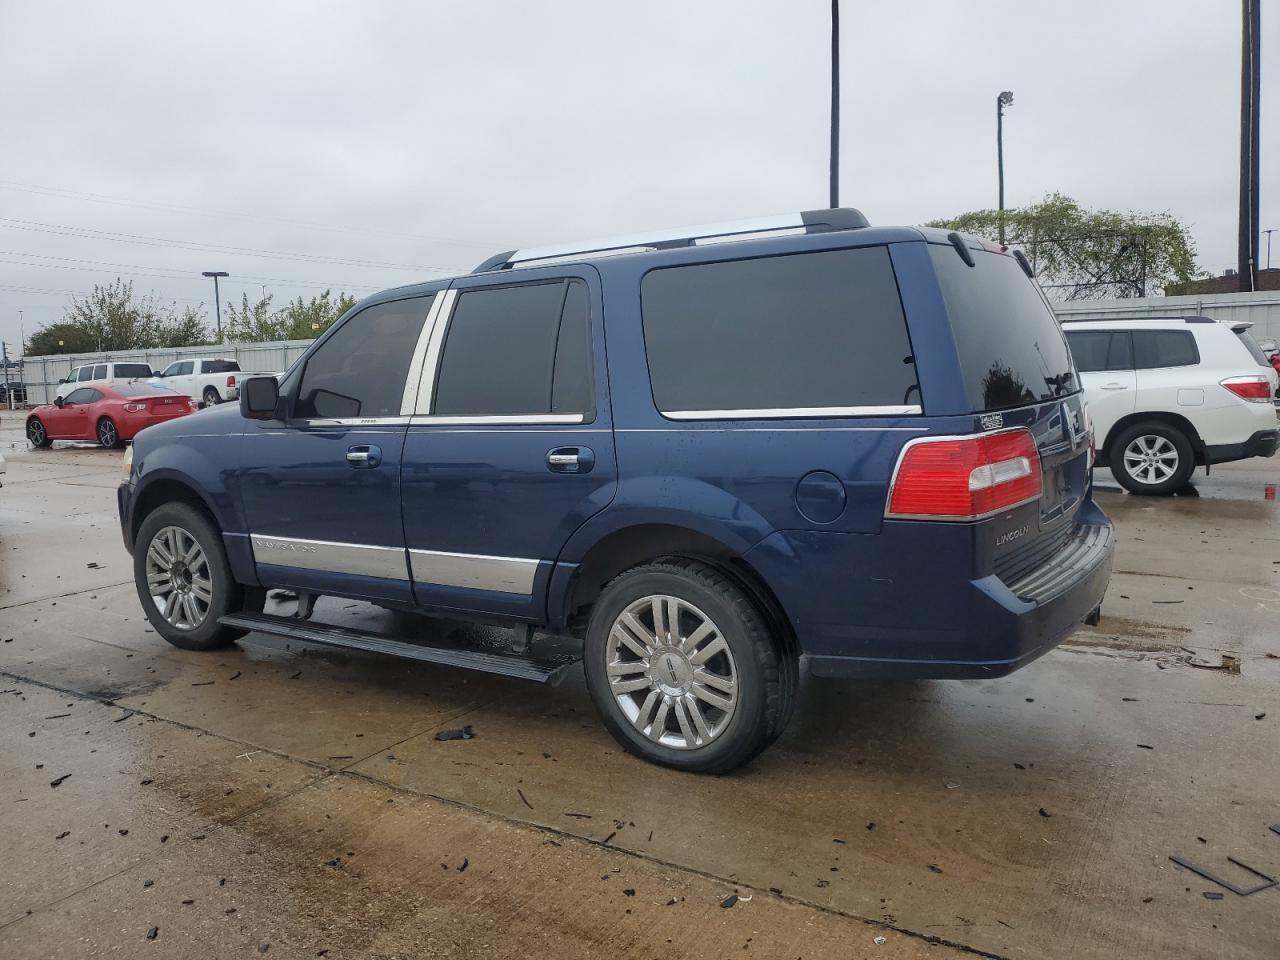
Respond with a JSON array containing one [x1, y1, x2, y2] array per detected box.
[[1066, 330, 1132, 373], [641, 247, 919, 415], [1132, 330, 1198, 369], [202, 360, 241, 373], [113, 363, 154, 379], [1235, 329, 1271, 367], [929, 245, 1076, 412]]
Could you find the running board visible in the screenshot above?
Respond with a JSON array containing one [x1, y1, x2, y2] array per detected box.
[[218, 612, 580, 685]]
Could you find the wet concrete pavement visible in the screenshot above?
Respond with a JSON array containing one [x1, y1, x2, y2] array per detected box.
[[2, 413, 1279, 959]]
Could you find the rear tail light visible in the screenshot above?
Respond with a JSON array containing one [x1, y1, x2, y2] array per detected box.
[[1221, 376, 1273, 402], [189, 400, 200, 410], [887, 428, 1042, 520], [124, 402, 146, 412], [227, 375, 236, 388]]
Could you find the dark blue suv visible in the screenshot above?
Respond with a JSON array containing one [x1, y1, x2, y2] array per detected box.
[[118, 210, 1113, 772]]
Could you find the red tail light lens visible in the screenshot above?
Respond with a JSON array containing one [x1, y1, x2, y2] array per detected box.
[[227, 375, 236, 387], [123, 402, 146, 412], [887, 429, 1042, 520], [1221, 376, 1272, 402]]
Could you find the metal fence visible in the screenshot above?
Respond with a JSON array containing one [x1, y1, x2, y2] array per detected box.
[[18, 340, 316, 406], [1054, 290, 1280, 341]]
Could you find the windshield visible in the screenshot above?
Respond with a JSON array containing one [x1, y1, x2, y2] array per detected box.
[[929, 244, 1077, 412]]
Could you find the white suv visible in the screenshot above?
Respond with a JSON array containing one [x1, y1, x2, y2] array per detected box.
[[1064, 317, 1278, 494], [56, 361, 156, 401]]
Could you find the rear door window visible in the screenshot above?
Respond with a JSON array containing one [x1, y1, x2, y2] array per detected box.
[[432, 280, 592, 418], [91, 364, 107, 380], [1132, 330, 1198, 369], [1066, 331, 1132, 372], [928, 245, 1076, 411], [295, 296, 434, 419], [641, 247, 918, 415]]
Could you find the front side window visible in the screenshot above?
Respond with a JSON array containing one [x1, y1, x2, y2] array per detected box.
[[432, 279, 592, 417], [75, 366, 92, 382], [64, 388, 100, 404], [295, 296, 434, 419], [641, 247, 918, 415], [1133, 330, 1198, 369]]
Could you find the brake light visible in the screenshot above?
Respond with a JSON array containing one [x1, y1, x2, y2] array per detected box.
[[227, 375, 236, 388], [124, 402, 146, 412], [1221, 376, 1272, 402], [887, 429, 1042, 520]]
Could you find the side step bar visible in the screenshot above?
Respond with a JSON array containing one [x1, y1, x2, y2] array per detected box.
[[218, 612, 580, 685]]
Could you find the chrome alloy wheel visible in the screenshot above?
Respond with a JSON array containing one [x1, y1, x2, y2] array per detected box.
[[27, 419, 46, 446], [605, 595, 738, 750], [98, 419, 117, 447], [145, 525, 213, 629], [1122, 434, 1179, 485]]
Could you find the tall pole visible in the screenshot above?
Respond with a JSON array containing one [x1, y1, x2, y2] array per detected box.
[[829, 0, 839, 208], [1238, 0, 1261, 291], [202, 270, 229, 341], [1265, 228, 1276, 270], [997, 91, 1014, 248], [2, 340, 11, 411]]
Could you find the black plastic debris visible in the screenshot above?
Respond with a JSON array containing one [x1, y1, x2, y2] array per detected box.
[[623, 888, 636, 897], [457, 858, 469, 872], [1137, 744, 1154, 750], [49, 774, 71, 788], [517, 788, 533, 810], [1039, 808, 1052, 818], [720, 894, 738, 908], [143, 880, 154, 888], [55, 831, 68, 840], [927, 864, 944, 874], [1203, 891, 1224, 900], [146, 927, 158, 941], [434, 725, 474, 741]]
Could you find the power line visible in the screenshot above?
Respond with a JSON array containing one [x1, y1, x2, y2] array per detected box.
[[0, 250, 384, 290], [0, 217, 468, 274], [0, 282, 206, 304], [0, 179, 498, 249]]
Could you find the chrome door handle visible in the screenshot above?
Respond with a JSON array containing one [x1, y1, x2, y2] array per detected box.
[[346, 444, 382, 467], [546, 446, 594, 474], [346, 450, 370, 463], [1099, 383, 1128, 391], [547, 452, 579, 466]]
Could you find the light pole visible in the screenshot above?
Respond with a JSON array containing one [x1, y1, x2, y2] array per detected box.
[[997, 90, 1014, 247], [1264, 229, 1276, 271], [829, 0, 840, 208], [202, 271, 229, 340]]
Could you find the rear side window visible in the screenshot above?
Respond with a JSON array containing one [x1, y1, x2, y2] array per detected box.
[[1132, 330, 1198, 369], [1066, 331, 1132, 372], [295, 295, 434, 419], [641, 247, 918, 415], [91, 364, 107, 379], [113, 363, 153, 379], [929, 246, 1076, 412], [433, 280, 592, 418], [202, 360, 240, 373]]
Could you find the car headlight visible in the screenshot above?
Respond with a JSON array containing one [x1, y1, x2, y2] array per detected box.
[[120, 445, 134, 483]]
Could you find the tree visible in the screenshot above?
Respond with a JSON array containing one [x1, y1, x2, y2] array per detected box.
[[224, 289, 357, 343], [27, 279, 211, 355], [928, 193, 1200, 300], [225, 293, 283, 342]]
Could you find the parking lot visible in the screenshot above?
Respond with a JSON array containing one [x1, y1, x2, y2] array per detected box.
[[1, 409, 1278, 960]]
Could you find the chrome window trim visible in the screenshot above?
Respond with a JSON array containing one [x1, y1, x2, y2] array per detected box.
[[250, 534, 410, 581], [288, 416, 412, 428], [409, 413, 586, 427], [617, 426, 927, 433], [399, 292, 449, 416], [413, 288, 459, 416], [408, 548, 540, 595], [662, 404, 922, 421]]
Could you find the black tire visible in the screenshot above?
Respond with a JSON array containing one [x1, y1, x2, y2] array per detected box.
[[582, 557, 793, 773], [133, 502, 248, 650], [203, 387, 221, 406], [26, 417, 51, 448], [1110, 421, 1195, 496], [96, 417, 123, 449]]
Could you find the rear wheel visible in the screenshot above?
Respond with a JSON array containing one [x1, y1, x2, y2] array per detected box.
[[26, 417, 51, 448], [583, 558, 793, 773], [97, 417, 123, 449], [134, 503, 248, 650], [1111, 421, 1195, 496], [203, 387, 221, 406]]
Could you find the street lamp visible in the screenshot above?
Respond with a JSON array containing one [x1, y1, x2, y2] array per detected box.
[[997, 90, 1014, 247], [1265, 229, 1276, 271], [202, 271, 229, 340]]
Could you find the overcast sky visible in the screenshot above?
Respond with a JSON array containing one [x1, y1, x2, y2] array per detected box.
[[0, 0, 1274, 355]]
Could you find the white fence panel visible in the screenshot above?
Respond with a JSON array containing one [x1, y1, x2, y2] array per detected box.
[[1054, 291, 1280, 341]]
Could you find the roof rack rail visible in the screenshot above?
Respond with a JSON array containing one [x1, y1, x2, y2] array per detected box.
[[471, 208, 871, 273], [1059, 315, 1213, 325]]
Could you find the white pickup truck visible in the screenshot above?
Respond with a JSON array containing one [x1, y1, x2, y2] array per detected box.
[[152, 358, 271, 406]]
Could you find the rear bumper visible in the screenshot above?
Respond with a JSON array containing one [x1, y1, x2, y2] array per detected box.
[[748, 500, 1115, 679], [1204, 429, 1278, 465]]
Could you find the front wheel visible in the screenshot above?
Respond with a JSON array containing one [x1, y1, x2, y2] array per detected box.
[[1112, 421, 1195, 496], [97, 417, 123, 449], [583, 558, 793, 773], [202, 387, 221, 406], [26, 417, 51, 448], [134, 503, 247, 650]]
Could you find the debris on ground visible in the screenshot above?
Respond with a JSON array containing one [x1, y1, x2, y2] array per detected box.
[[49, 774, 71, 788], [434, 725, 474, 741], [517, 788, 533, 810], [457, 858, 468, 872], [927, 864, 943, 874], [1256, 712, 1267, 720], [1180, 650, 1241, 673], [146, 927, 158, 941], [623, 888, 635, 897], [1039, 808, 1052, 818], [721, 894, 738, 908], [1203, 891, 1224, 900], [874, 936, 887, 945]]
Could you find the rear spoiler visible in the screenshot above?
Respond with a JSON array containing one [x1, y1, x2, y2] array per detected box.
[[1229, 320, 1254, 332]]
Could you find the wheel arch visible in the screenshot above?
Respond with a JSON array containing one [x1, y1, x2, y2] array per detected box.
[[1101, 411, 1206, 466], [130, 474, 224, 544]]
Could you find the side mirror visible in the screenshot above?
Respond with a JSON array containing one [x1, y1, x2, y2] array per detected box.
[[240, 376, 280, 420], [54, 396, 65, 408]]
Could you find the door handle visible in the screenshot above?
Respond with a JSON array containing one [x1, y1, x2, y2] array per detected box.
[[346, 444, 382, 467], [547, 446, 594, 474], [1099, 383, 1128, 391]]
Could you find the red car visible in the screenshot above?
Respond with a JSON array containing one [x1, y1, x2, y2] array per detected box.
[[26, 381, 198, 449]]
